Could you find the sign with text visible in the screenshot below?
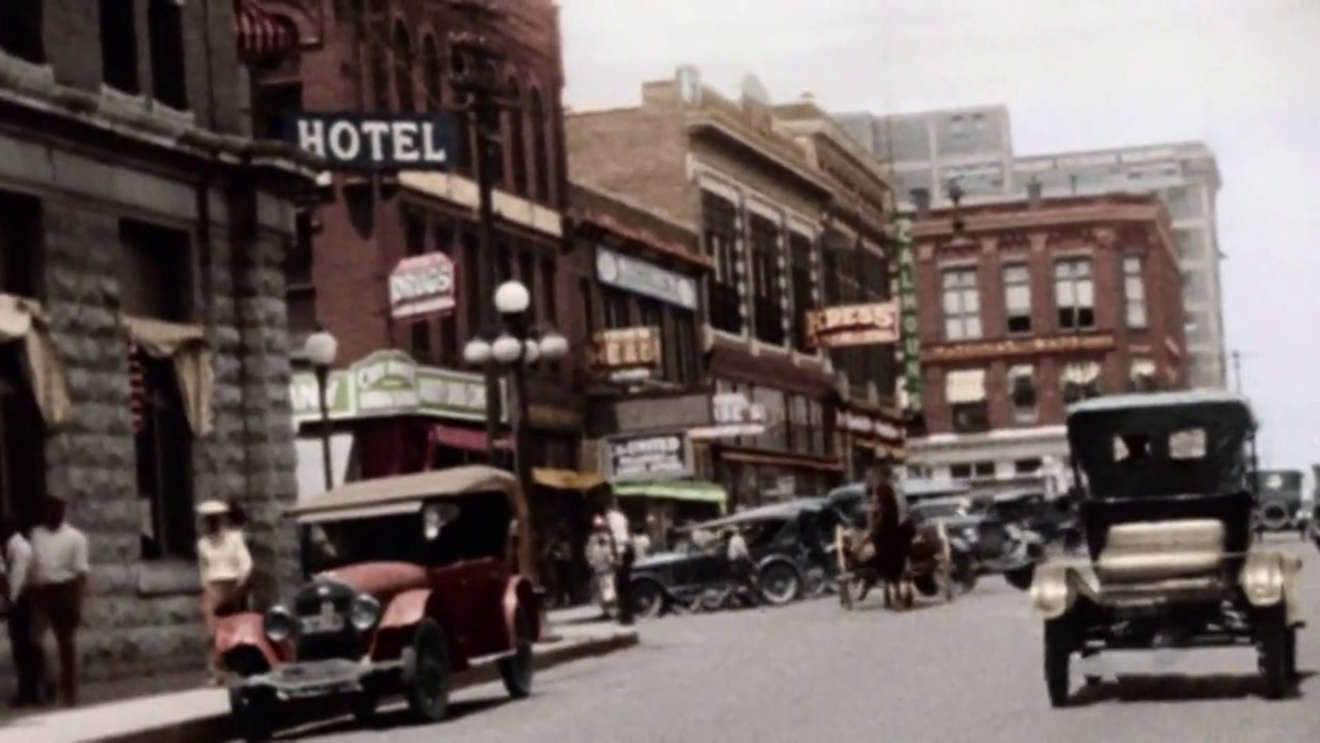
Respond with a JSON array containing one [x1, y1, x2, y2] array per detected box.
[[922, 333, 1116, 363], [596, 247, 698, 310], [688, 392, 768, 440], [588, 327, 662, 375], [389, 253, 455, 320], [605, 433, 690, 481], [285, 112, 458, 171], [894, 216, 923, 413], [805, 301, 898, 348], [290, 370, 354, 422], [291, 350, 499, 426]]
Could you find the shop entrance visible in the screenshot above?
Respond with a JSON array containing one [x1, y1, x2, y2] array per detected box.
[[0, 343, 45, 529]]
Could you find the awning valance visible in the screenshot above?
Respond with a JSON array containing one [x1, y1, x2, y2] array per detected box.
[[945, 368, 986, 404], [120, 314, 214, 437], [234, 0, 298, 64], [1062, 361, 1101, 386], [532, 468, 606, 492], [613, 480, 728, 505], [0, 294, 70, 426]]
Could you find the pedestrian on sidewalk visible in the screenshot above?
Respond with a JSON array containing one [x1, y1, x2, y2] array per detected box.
[[196, 500, 253, 684], [605, 499, 634, 626], [29, 496, 89, 707], [0, 518, 39, 707]]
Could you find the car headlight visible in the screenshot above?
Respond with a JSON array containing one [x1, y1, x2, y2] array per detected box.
[[264, 605, 296, 643], [348, 594, 381, 631]]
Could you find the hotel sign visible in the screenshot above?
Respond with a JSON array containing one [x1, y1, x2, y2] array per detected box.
[[596, 247, 698, 310], [922, 333, 1116, 363], [805, 301, 898, 348], [587, 327, 662, 376], [286, 112, 457, 171]]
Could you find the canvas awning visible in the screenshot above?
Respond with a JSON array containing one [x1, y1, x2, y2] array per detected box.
[[0, 294, 70, 426], [613, 480, 728, 505], [945, 368, 987, 404], [532, 468, 606, 492], [119, 314, 214, 437]]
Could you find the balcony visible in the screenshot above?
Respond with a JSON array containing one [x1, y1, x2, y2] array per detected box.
[[709, 282, 742, 335]]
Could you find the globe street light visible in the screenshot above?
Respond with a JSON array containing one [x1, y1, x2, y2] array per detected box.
[[491, 332, 523, 364], [463, 337, 492, 366], [538, 331, 568, 362], [302, 327, 338, 493], [494, 280, 531, 316]]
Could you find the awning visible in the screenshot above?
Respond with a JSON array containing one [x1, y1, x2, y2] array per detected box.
[[428, 424, 511, 453], [120, 314, 214, 437], [614, 480, 727, 505], [234, 0, 298, 64], [945, 368, 987, 404], [532, 468, 606, 492], [1062, 361, 1101, 385], [0, 294, 70, 426]]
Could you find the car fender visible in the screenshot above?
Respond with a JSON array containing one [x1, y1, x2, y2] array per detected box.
[[213, 611, 288, 670], [379, 588, 432, 630], [1240, 550, 1303, 623], [503, 575, 540, 644], [1029, 563, 1082, 620]]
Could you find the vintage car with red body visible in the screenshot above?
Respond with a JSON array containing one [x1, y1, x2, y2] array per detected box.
[[215, 466, 541, 741]]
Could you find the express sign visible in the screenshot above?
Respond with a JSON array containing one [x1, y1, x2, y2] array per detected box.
[[389, 253, 456, 319], [286, 112, 458, 171]]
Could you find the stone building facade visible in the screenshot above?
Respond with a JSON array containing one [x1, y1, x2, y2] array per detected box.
[[906, 193, 1186, 493], [0, 1, 314, 683]]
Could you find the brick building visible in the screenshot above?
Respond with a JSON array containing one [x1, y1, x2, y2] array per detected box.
[[0, 1, 315, 684], [251, 1, 588, 495], [567, 70, 902, 505], [906, 193, 1186, 492]]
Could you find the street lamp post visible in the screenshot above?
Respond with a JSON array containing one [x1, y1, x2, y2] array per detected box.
[[303, 327, 339, 493]]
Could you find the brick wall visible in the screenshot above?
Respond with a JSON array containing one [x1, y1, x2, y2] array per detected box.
[[565, 106, 692, 226]]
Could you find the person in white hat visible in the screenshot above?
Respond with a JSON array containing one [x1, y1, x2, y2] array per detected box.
[[196, 499, 252, 683]]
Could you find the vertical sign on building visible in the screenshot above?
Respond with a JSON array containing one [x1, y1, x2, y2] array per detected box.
[[893, 216, 923, 413]]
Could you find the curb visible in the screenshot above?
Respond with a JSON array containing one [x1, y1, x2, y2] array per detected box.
[[83, 630, 639, 743]]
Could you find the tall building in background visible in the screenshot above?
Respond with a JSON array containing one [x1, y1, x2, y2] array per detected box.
[[837, 108, 1226, 389]]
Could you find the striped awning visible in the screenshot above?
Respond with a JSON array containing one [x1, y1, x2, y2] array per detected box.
[[234, 0, 297, 64]]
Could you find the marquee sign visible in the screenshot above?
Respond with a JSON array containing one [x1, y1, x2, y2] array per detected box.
[[805, 301, 898, 348], [389, 253, 455, 320], [286, 112, 458, 171], [922, 333, 1116, 363]]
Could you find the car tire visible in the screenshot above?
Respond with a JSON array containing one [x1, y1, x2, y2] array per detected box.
[[631, 580, 665, 619], [758, 563, 802, 606], [1259, 501, 1291, 532], [1005, 564, 1036, 591], [1257, 606, 1290, 700], [229, 686, 277, 743], [498, 606, 534, 698], [404, 619, 452, 722], [1044, 617, 1073, 708]]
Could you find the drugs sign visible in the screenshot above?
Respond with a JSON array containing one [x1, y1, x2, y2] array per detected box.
[[389, 253, 455, 320]]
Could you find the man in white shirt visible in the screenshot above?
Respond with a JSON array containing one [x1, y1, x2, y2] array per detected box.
[[724, 527, 760, 606], [29, 496, 89, 707], [604, 500, 634, 626], [196, 500, 253, 683], [0, 518, 38, 706]]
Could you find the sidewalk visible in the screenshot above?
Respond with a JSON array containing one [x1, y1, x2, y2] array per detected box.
[[0, 606, 637, 743]]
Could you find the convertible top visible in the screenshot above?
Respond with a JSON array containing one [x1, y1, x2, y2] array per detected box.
[[288, 465, 522, 522]]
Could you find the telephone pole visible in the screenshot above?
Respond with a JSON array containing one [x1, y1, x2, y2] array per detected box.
[[1232, 350, 1242, 395]]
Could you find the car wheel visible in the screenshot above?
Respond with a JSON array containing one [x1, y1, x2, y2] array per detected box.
[[953, 556, 979, 594], [631, 580, 665, 619], [1257, 606, 1290, 700], [1005, 564, 1036, 591], [700, 585, 731, 612], [229, 686, 277, 742], [758, 563, 802, 606], [1044, 617, 1073, 708], [498, 605, 534, 698], [404, 619, 452, 722], [1259, 502, 1291, 532]]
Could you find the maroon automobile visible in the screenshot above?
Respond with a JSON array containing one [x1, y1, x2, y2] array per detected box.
[[215, 465, 541, 741]]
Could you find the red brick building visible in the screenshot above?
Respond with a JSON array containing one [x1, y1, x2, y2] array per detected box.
[[907, 193, 1186, 490]]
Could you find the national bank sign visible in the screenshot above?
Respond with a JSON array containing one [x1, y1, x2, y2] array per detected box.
[[286, 112, 458, 171]]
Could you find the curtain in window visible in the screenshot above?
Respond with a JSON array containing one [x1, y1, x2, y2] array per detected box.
[[119, 314, 215, 436]]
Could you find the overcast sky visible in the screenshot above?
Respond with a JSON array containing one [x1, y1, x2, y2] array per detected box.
[[561, 0, 1320, 478]]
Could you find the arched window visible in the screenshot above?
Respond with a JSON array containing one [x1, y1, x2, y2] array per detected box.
[[0, 0, 44, 63], [148, 0, 188, 110], [530, 87, 550, 202], [507, 77, 527, 196], [449, 48, 472, 175], [393, 22, 414, 113], [371, 41, 389, 111], [422, 36, 441, 111]]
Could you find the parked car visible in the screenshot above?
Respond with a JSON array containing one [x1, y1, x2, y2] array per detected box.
[[630, 499, 827, 616], [1253, 469, 1305, 532], [214, 466, 541, 741], [1031, 391, 1302, 706], [981, 488, 1082, 551]]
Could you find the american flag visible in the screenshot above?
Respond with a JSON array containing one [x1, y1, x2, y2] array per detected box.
[[128, 345, 146, 435]]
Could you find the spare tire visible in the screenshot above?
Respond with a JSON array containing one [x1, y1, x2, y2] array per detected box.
[[1259, 501, 1292, 531]]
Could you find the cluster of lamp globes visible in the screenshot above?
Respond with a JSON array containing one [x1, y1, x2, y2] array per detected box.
[[300, 281, 567, 369]]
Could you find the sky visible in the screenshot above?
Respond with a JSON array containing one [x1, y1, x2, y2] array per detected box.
[[560, 0, 1320, 480]]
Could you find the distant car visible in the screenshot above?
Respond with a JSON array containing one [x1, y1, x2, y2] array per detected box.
[[215, 466, 540, 742], [1254, 470, 1304, 532], [630, 499, 827, 615]]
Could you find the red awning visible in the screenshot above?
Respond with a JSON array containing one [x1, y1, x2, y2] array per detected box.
[[429, 425, 512, 453], [234, 0, 297, 64]]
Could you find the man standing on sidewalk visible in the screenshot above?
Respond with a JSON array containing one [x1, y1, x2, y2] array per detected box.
[[605, 498, 634, 626], [0, 518, 39, 706], [29, 496, 89, 707]]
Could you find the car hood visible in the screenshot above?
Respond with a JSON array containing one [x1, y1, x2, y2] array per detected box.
[[316, 561, 429, 601]]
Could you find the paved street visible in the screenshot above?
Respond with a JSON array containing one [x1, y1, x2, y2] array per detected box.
[[282, 537, 1320, 743]]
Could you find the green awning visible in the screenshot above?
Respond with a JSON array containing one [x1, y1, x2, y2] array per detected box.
[[613, 480, 727, 505]]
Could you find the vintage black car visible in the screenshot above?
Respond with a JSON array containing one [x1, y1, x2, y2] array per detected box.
[[1031, 391, 1302, 706], [630, 499, 830, 616]]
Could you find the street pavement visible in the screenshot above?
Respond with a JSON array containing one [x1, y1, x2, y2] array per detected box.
[[285, 535, 1320, 743]]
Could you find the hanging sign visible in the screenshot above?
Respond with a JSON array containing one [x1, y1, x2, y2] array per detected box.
[[689, 392, 768, 440], [587, 327, 662, 376], [285, 112, 458, 171], [596, 247, 698, 310], [805, 301, 898, 348], [894, 216, 923, 413], [389, 253, 455, 320], [605, 433, 691, 481]]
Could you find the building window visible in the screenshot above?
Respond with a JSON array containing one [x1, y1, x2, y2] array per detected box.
[[410, 320, 432, 362], [422, 36, 441, 110], [462, 231, 480, 337], [148, 0, 187, 110], [393, 22, 414, 113], [404, 209, 425, 256], [639, 299, 665, 378], [518, 252, 537, 323], [0, 192, 45, 529], [540, 258, 557, 325], [1055, 258, 1094, 331], [0, 0, 44, 63], [973, 461, 995, 478], [100, 0, 139, 93], [789, 232, 814, 352], [1003, 263, 1031, 334], [1008, 364, 1037, 424], [946, 368, 988, 433], [1015, 458, 1043, 474], [1061, 361, 1102, 404], [581, 277, 596, 334], [448, 49, 471, 173], [674, 309, 697, 386], [749, 213, 784, 346], [119, 220, 190, 321], [506, 78, 528, 196], [950, 463, 972, 480], [285, 211, 316, 334], [1130, 357, 1157, 392], [822, 248, 840, 305], [0, 190, 42, 299], [602, 287, 630, 329], [495, 240, 511, 283], [942, 268, 981, 341], [256, 82, 302, 141], [1123, 256, 1147, 328], [371, 41, 390, 111], [530, 88, 550, 202], [702, 192, 741, 334]]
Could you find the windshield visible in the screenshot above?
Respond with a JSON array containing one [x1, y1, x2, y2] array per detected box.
[[303, 514, 426, 576]]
